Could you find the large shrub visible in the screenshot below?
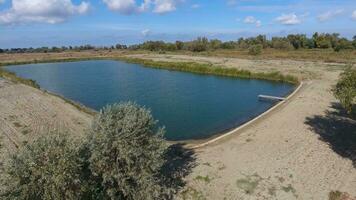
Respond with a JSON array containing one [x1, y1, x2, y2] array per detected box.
[[248, 44, 263, 55], [2, 102, 172, 200], [1, 132, 86, 200], [86, 102, 169, 200], [333, 67, 356, 114]]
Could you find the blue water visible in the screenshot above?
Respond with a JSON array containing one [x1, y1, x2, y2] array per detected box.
[[5, 60, 294, 141]]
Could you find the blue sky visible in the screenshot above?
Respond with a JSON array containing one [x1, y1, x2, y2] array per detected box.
[[0, 0, 355, 48]]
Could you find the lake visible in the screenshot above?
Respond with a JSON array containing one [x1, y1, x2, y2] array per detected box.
[[5, 60, 294, 141]]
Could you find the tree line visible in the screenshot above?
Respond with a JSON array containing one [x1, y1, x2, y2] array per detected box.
[[1, 32, 356, 54]]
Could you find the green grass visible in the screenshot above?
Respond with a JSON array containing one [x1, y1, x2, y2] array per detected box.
[[0, 68, 40, 89], [120, 57, 299, 84], [236, 174, 262, 194], [1, 56, 299, 85], [195, 175, 212, 184]]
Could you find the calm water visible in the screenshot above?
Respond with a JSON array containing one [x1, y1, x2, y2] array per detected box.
[[6, 60, 294, 140]]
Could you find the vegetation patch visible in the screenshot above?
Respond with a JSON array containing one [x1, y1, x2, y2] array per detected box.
[[0, 68, 40, 89], [333, 65, 356, 115], [236, 174, 262, 194], [119, 57, 299, 84], [181, 187, 206, 200], [281, 184, 297, 197], [195, 175, 212, 184]]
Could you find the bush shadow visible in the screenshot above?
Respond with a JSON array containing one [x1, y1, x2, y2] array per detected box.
[[159, 143, 197, 198], [305, 102, 356, 167]]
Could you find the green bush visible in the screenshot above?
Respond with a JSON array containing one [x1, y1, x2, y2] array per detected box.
[[2, 102, 171, 200], [248, 44, 263, 55], [333, 66, 356, 114], [1, 132, 86, 200], [86, 102, 168, 199]]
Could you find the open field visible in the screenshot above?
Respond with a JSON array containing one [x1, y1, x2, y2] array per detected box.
[[0, 48, 355, 66], [0, 52, 355, 199]]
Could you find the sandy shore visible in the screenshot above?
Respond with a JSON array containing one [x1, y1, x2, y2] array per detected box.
[[129, 54, 355, 200], [0, 54, 355, 199], [0, 78, 92, 157]]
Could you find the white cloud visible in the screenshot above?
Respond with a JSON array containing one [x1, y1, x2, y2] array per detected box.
[[352, 10, 356, 21], [317, 9, 343, 22], [243, 16, 261, 27], [255, 20, 261, 27], [243, 16, 256, 24], [141, 29, 150, 37], [0, 0, 89, 24], [152, 0, 177, 14], [191, 4, 200, 9], [102, 0, 137, 14], [102, 0, 180, 15], [275, 13, 301, 25]]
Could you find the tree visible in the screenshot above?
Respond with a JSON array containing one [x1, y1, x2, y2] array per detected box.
[[86, 102, 169, 200], [1, 132, 86, 200], [209, 39, 222, 50], [334, 38, 354, 52], [188, 37, 209, 52], [175, 41, 184, 50], [272, 37, 293, 50], [248, 44, 263, 55], [333, 66, 356, 115]]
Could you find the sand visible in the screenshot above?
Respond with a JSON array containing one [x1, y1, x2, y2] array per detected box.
[[127, 54, 355, 200], [1, 53, 355, 199]]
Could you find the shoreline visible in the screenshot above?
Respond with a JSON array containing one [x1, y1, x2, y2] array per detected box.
[[1, 57, 299, 85], [1, 58, 300, 145], [185, 81, 303, 148], [1, 53, 355, 199]]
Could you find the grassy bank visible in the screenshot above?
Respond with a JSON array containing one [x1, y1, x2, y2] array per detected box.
[[0, 67, 96, 115], [1, 55, 299, 84], [0, 68, 40, 88], [119, 57, 299, 84]]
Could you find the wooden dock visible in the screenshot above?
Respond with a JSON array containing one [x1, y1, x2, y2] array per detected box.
[[258, 95, 285, 101]]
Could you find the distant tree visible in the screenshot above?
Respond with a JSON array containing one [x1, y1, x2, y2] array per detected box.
[[220, 41, 236, 49], [287, 34, 307, 49], [333, 66, 356, 114], [334, 38, 354, 52], [248, 44, 263, 55], [272, 37, 293, 50], [86, 102, 169, 199], [209, 39, 222, 50], [352, 35, 356, 49], [188, 37, 209, 52], [175, 41, 184, 50]]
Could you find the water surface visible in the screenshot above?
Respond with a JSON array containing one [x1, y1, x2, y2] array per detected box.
[[6, 60, 294, 140]]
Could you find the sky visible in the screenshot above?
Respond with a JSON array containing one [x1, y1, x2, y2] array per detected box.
[[0, 0, 355, 48]]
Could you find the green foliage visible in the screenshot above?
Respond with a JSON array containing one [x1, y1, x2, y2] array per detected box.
[[87, 102, 169, 200], [334, 38, 354, 52], [121, 57, 299, 84], [188, 37, 209, 52], [248, 44, 263, 55], [333, 66, 356, 114], [2, 103, 173, 200], [1, 132, 86, 200], [272, 37, 294, 50], [0, 68, 40, 89]]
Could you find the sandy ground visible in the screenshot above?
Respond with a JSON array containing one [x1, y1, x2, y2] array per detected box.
[[125, 54, 356, 199], [0, 53, 355, 199], [0, 78, 92, 168]]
